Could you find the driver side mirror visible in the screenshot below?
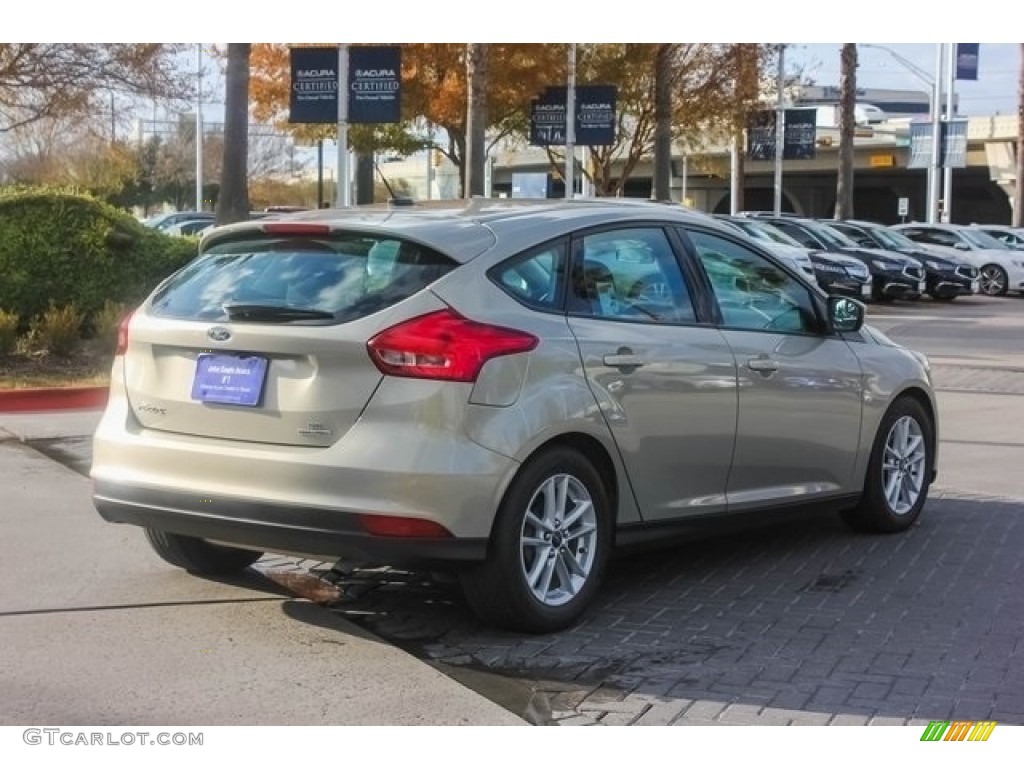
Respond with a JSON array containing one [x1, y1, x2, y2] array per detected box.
[[828, 295, 864, 333], [954, 242, 970, 251]]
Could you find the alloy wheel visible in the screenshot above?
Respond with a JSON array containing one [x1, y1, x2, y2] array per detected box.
[[519, 474, 598, 607], [979, 265, 1007, 296], [881, 416, 926, 515]]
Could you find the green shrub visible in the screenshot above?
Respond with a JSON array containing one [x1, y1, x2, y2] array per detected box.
[[92, 299, 129, 351], [0, 308, 17, 357], [0, 188, 199, 324], [29, 303, 84, 358]]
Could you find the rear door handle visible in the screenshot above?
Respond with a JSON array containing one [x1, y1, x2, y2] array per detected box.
[[746, 357, 779, 374], [603, 354, 645, 369]]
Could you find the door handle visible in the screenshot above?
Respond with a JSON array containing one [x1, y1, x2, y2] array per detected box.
[[603, 350, 645, 369], [746, 357, 779, 374]]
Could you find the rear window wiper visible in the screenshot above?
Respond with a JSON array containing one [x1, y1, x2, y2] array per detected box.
[[223, 304, 336, 322]]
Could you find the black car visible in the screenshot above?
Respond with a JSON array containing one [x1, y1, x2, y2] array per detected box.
[[807, 251, 873, 299], [831, 220, 978, 301], [746, 216, 926, 302]]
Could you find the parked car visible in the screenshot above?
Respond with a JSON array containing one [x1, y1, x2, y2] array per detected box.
[[892, 223, 1024, 296], [744, 215, 925, 302], [165, 219, 216, 238], [713, 216, 815, 277], [830, 220, 978, 301], [143, 211, 216, 232], [807, 250, 874, 300], [92, 200, 938, 633], [970, 224, 1024, 250]]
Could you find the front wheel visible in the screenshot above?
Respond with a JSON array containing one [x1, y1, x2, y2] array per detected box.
[[145, 529, 264, 574], [460, 447, 612, 633], [979, 264, 1008, 296], [841, 397, 934, 533]]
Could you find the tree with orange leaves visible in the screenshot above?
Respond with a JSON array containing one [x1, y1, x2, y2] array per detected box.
[[250, 43, 564, 195]]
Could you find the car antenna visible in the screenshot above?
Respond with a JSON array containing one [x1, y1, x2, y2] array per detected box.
[[374, 160, 414, 207]]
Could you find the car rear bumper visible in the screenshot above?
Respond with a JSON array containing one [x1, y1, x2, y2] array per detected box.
[[93, 481, 488, 566]]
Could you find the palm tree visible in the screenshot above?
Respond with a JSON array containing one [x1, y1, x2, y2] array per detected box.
[[1015, 44, 1023, 227], [652, 44, 674, 201], [217, 44, 251, 224], [464, 44, 488, 198], [834, 44, 857, 219]]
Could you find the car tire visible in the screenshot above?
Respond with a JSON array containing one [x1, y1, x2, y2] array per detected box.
[[460, 447, 612, 634], [145, 529, 263, 574], [979, 264, 1008, 296], [931, 294, 957, 302], [841, 397, 934, 533]]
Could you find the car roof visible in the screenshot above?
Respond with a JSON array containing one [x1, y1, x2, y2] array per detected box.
[[202, 198, 725, 263]]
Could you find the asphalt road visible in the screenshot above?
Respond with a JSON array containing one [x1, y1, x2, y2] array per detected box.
[[4, 291, 1023, 726]]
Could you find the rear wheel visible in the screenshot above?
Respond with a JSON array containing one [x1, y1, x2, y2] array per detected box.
[[145, 529, 263, 574], [979, 264, 1008, 296], [460, 447, 611, 633], [841, 397, 934, 533]]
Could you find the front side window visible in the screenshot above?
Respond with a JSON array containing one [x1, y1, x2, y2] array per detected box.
[[150, 234, 456, 323], [911, 228, 960, 247], [568, 227, 695, 324], [687, 230, 819, 334]]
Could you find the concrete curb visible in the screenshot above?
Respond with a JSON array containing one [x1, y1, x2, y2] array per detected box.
[[0, 386, 108, 413]]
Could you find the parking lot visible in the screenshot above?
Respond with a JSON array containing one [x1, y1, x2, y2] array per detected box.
[[5, 294, 1024, 726]]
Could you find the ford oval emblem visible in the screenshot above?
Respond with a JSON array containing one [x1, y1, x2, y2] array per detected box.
[[207, 326, 232, 342]]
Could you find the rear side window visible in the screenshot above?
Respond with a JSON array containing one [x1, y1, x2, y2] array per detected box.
[[150, 234, 456, 323], [489, 241, 567, 311]]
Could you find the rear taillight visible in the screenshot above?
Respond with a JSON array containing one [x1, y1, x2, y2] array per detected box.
[[115, 312, 134, 356], [367, 309, 538, 383]]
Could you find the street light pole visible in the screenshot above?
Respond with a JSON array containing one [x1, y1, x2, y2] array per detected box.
[[860, 44, 942, 223], [928, 44, 943, 224], [195, 44, 203, 212], [773, 44, 785, 216], [337, 44, 350, 207], [565, 43, 576, 199], [943, 43, 956, 223]]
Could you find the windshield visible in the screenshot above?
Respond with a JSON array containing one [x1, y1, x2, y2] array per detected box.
[[868, 227, 918, 250], [150, 234, 457, 323], [736, 220, 804, 247], [813, 222, 861, 248], [961, 228, 1010, 249]]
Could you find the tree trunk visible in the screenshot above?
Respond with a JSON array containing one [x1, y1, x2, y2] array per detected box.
[[732, 129, 745, 212], [355, 151, 375, 204], [653, 44, 673, 201], [217, 44, 250, 225], [464, 44, 488, 198], [1015, 44, 1024, 227], [835, 44, 857, 220]]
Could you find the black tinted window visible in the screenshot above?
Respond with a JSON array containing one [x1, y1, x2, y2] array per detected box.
[[150, 235, 456, 323]]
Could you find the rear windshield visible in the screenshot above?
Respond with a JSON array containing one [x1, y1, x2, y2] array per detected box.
[[150, 234, 456, 323]]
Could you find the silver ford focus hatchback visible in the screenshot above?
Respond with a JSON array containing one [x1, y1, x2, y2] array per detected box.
[[92, 200, 938, 633]]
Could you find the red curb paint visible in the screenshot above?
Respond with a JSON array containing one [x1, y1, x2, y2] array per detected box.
[[0, 386, 108, 412]]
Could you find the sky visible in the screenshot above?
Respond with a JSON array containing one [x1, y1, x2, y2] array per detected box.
[[789, 44, 1020, 116]]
